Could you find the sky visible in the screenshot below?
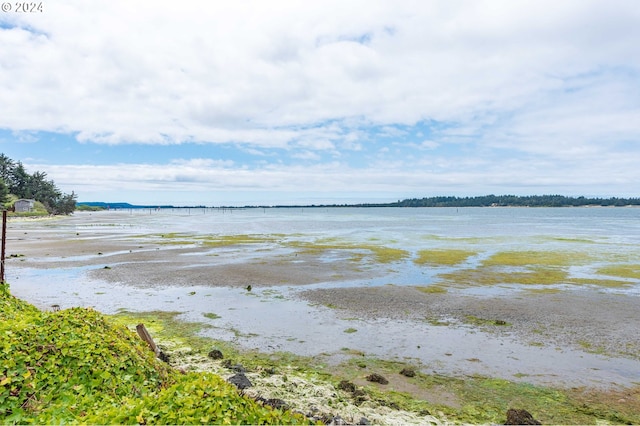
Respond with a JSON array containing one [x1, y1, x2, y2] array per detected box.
[[1, 1, 639, 206]]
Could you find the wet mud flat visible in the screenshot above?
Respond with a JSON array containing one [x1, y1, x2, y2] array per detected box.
[[5, 212, 640, 394], [299, 285, 640, 367], [5, 213, 373, 288]]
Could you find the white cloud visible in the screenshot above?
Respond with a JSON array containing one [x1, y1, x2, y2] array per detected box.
[[27, 148, 640, 205], [420, 140, 439, 150], [2, 0, 639, 203], [1, 1, 636, 142]]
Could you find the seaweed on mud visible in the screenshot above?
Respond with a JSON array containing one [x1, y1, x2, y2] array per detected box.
[[482, 250, 592, 267], [414, 249, 477, 266], [431, 248, 629, 289], [199, 234, 282, 247], [436, 267, 569, 287], [288, 237, 409, 264], [415, 285, 448, 294], [596, 263, 640, 280], [464, 315, 511, 327]]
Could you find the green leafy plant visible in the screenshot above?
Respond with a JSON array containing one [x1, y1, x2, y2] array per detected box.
[[0, 284, 309, 424]]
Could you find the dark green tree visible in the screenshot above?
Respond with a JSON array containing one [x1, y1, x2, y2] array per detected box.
[[0, 179, 9, 207], [0, 154, 78, 215], [9, 161, 32, 198], [52, 191, 77, 214], [28, 171, 61, 211], [0, 154, 15, 189]]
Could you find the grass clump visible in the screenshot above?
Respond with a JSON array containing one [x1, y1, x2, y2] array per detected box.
[[0, 284, 307, 424]]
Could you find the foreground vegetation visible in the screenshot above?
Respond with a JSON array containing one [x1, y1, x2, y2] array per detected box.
[[0, 284, 306, 424], [2, 283, 639, 424]]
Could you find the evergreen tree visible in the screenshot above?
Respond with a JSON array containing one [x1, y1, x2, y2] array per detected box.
[[10, 161, 32, 198], [0, 154, 77, 214], [0, 179, 8, 208], [0, 154, 15, 188], [53, 191, 78, 215]]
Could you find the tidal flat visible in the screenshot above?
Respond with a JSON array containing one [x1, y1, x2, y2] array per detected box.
[[5, 208, 640, 423]]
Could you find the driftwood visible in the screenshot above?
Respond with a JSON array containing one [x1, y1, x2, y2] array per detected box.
[[136, 323, 159, 356]]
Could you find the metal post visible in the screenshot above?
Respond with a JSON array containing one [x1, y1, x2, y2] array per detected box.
[[1, 210, 7, 283]]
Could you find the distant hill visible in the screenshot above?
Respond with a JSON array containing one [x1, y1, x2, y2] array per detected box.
[[387, 195, 640, 207], [270, 194, 640, 208], [78, 195, 640, 210]]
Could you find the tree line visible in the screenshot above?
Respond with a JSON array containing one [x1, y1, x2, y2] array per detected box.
[[387, 194, 640, 207], [0, 154, 76, 215]]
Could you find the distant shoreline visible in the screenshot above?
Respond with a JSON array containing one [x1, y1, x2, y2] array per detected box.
[[77, 194, 640, 210]]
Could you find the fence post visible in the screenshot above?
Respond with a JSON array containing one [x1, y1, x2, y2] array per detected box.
[[136, 323, 159, 356], [1, 210, 7, 283]]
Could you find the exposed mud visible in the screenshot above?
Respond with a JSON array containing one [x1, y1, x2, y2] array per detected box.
[[7, 215, 375, 288], [298, 285, 640, 362]]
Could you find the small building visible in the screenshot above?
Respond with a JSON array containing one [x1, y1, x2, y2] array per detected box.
[[14, 199, 35, 213]]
